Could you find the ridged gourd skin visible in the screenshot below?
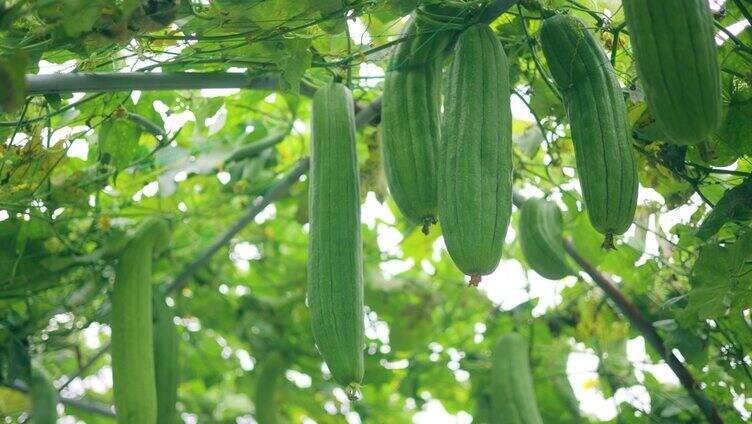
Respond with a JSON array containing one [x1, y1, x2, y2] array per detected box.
[[382, 19, 451, 232], [111, 218, 170, 424], [308, 82, 364, 394], [539, 15, 638, 245], [255, 353, 285, 424], [153, 293, 179, 424], [622, 0, 721, 145], [519, 199, 573, 280], [491, 333, 543, 424], [30, 365, 58, 424], [438, 24, 513, 282]]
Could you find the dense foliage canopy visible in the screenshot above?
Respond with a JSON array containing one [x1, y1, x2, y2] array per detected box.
[[0, 0, 751, 422]]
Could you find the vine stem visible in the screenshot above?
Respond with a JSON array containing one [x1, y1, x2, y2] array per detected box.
[[733, 0, 752, 27], [2, 381, 116, 417], [516, 3, 562, 102], [163, 158, 310, 295], [561, 239, 724, 424], [714, 21, 752, 58], [57, 342, 111, 391], [507, 194, 724, 423]]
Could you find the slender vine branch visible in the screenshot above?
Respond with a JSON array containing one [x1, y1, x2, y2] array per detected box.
[[224, 132, 289, 164], [562, 239, 724, 424], [57, 341, 111, 391], [733, 0, 752, 27], [516, 4, 562, 101], [23, 72, 392, 122], [715, 21, 752, 58], [163, 158, 310, 295], [609, 22, 627, 67], [685, 162, 751, 177], [507, 192, 725, 423], [3, 381, 116, 418], [0, 93, 106, 127]]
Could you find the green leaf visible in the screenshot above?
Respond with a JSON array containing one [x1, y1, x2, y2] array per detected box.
[[276, 39, 313, 95], [0, 51, 26, 113], [598, 338, 637, 397], [695, 178, 752, 240], [98, 117, 142, 169], [714, 76, 752, 158], [61, 0, 104, 37], [662, 324, 707, 366], [311, 0, 347, 33], [513, 122, 544, 158], [687, 229, 752, 319], [246, 0, 309, 30], [15, 219, 53, 253], [569, 211, 606, 265], [383, 0, 418, 14]]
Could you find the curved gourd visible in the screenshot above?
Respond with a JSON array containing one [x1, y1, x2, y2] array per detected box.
[[255, 353, 285, 424], [623, 0, 721, 145], [539, 15, 638, 247], [308, 82, 364, 396], [153, 293, 179, 424], [491, 333, 543, 424], [382, 19, 451, 232], [111, 218, 170, 424], [518, 198, 573, 280], [438, 24, 513, 284], [30, 365, 58, 424]]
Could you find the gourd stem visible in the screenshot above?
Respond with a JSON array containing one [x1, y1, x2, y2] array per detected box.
[[421, 216, 437, 235], [345, 383, 362, 401]]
